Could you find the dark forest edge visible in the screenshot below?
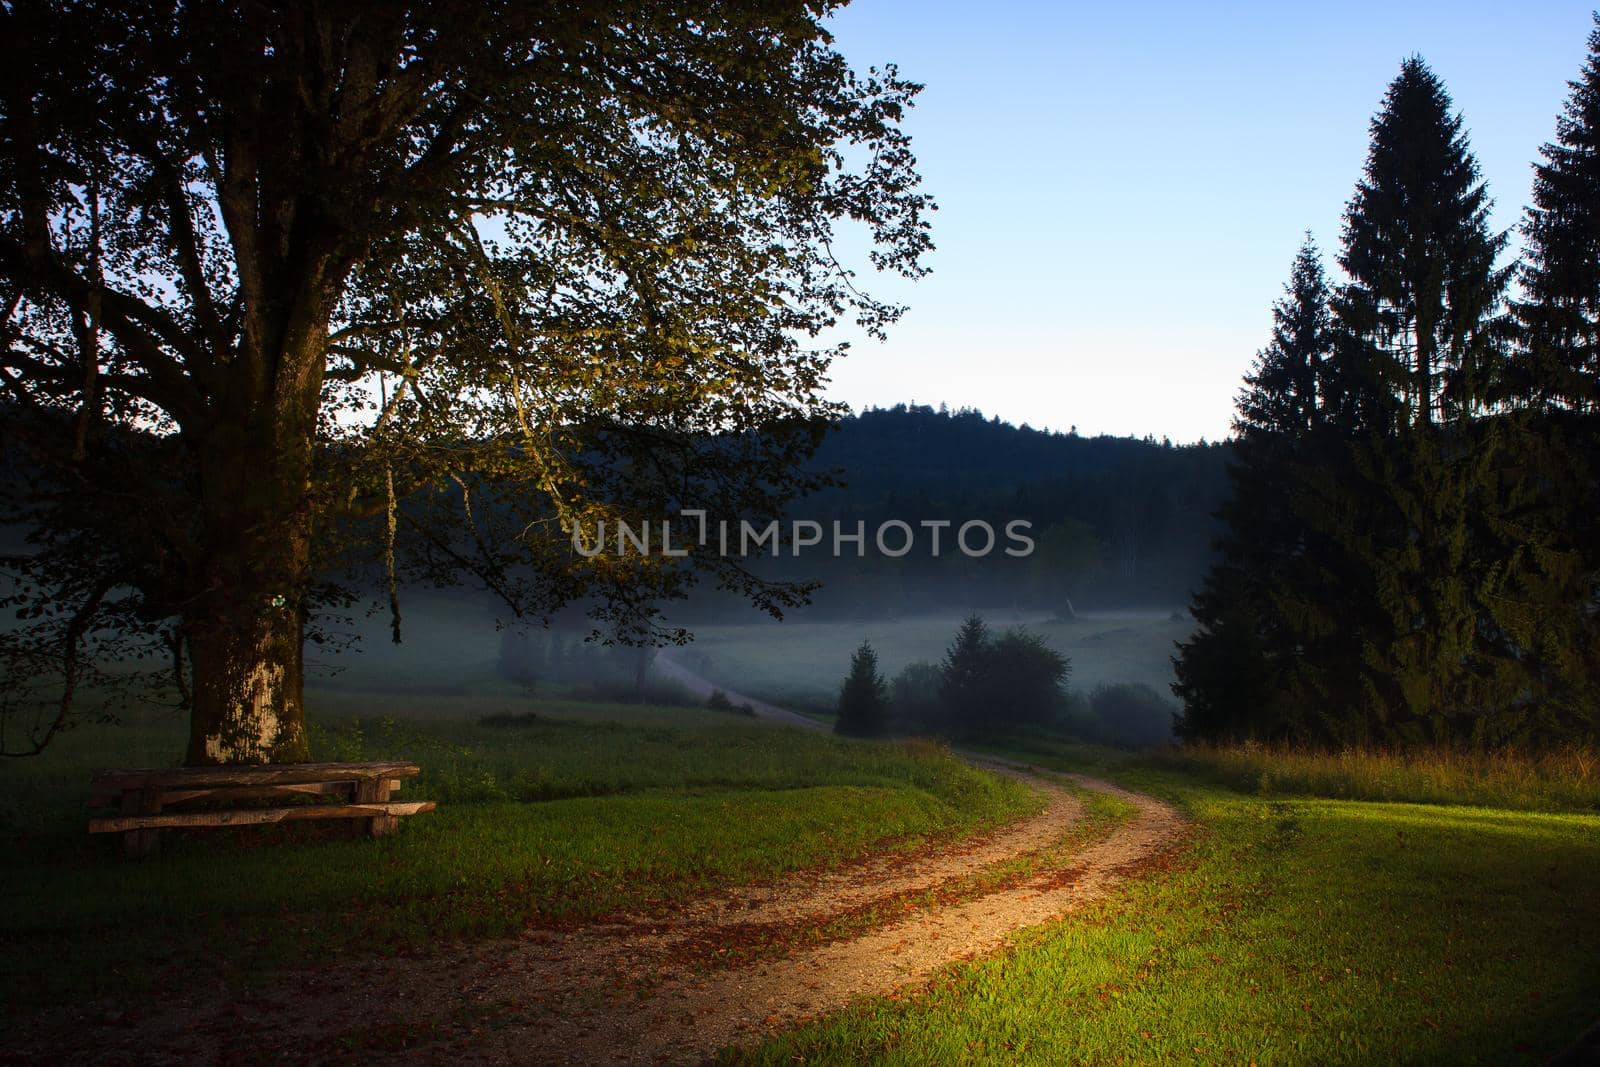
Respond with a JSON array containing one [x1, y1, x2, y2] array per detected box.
[[1174, 36, 1600, 750]]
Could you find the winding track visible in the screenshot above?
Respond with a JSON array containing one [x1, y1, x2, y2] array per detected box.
[[15, 663, 1187, 1066]]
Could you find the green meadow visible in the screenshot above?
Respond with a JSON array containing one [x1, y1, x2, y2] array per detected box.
[[0, 697, 1036, 1007], [5, 617, 1598, 1063]]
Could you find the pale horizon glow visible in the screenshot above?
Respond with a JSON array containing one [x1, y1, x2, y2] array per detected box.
[[821, 0, 1594, 443]]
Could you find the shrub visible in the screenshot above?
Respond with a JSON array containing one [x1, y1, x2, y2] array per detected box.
[[934, 616, 1071, 738], [890, 660, 944, 731], [479, 711, 540, 728], [985, 628, 1070, 732]]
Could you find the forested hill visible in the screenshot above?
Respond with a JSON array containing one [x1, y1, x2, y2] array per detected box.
[[735, 404, 1233, 617], [812, 404, 1222, 505], [815, 404, 1212, 496]]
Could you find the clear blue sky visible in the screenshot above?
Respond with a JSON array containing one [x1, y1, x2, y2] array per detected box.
[[820, 0, 1595, 443]]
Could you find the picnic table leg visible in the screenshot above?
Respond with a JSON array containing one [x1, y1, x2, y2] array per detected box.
[[354, 778, 399, 838], [122, 789, 161, 858]]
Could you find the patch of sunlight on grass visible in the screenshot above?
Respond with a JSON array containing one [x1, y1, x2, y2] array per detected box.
[[728, 757, 1600, 1067]]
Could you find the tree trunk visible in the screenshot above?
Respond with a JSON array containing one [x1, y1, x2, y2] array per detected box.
[[185, 581, 310, 765], [182, 430, 317, 765]]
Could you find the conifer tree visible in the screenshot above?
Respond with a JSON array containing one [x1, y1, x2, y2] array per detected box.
[[1179, 61, 1545, 746], [1236, 238, 1331, 441], [1332, 57, 1510, 430], [1315, 59, 1517, 742], [1494, 16, 1600, 736], [1176, 240, 1337, 741], [1515, 14, 1600, 413], [835, 641, 890, 738], [938, 614, 992, 734]]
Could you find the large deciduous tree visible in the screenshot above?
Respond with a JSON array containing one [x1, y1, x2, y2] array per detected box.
[[0, 1, 931, 762]]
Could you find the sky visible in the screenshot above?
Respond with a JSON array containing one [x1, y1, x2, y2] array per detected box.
[[818, 0, 1596, 443]]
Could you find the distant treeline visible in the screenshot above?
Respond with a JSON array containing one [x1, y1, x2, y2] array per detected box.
[[833, 616, 1175, 748], [1176, 40, 1600, 748], [677, 404, 1231, 621], [0, 399, 1231, 646]]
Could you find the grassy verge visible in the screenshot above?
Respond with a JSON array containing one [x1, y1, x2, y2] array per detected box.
[[0, 701, 1038, 1007], [1149, 741, 1600, 813], [730, 745, 1600, 1066]]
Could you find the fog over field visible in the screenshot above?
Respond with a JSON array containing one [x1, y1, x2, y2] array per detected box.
[[303, 588, 1191, 739]]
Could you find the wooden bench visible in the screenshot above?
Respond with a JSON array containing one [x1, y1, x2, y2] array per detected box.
[[88, 761, 435, 857]]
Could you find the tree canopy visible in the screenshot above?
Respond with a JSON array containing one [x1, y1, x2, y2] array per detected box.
[[0, 1, 931, 760]]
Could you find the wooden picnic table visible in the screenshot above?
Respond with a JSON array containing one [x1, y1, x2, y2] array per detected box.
[[88, 760, 435, 856]]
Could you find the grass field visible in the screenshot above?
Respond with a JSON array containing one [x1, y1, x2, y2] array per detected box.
[[1152, 741, 1600, 814], [678, 610, 1194, 713], [730, 741, 1600, 1066], [0, 697, 1037, 1007]]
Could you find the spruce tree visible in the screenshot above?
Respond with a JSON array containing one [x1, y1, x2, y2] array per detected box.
[[1236, 238, 1331, 440], [1180, 61, 1542, 746], [1176, 240, 1337, 741], [938, 615, 992, 736], [1515, 14, 1600, 413], [1316, 59, 1517, 743], [835, 641, 890, 738], [1332, 57, 1510, 431], [1495, 16, 1600, 737]]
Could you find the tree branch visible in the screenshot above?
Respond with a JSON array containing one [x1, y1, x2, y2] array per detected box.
[[0, 238, 209, 423]]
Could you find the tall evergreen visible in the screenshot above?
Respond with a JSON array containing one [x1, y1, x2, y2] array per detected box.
[[1176, 240, 1337, 741], [1320, 59, 1519, 742], [1515, 14, 1600, 413], [835, 641, 890, 738], [1496, 16, 1600, 735], [1236, 238, 1331, 440], [1178, 59, 1559, 747], [1332, 57, 1510, 430]]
